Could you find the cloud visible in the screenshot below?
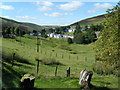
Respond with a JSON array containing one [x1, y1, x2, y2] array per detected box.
[[44, 12, 72, 17], [16, 16, 37, 20], [36, 1, 54, 11], [35, 1, 53, 6], [38, 6, 51, 11], [2, 16, 11, 18], [87, 3, 112, 13], [58, 1, 84, 11], [0, 5, 14, 10]]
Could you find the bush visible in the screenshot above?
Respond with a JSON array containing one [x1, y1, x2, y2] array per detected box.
[[92, 62, 116, 75], [67, 38, 73, 44]]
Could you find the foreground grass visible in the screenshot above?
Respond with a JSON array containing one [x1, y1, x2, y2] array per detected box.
[[1, 37, 119, 89]]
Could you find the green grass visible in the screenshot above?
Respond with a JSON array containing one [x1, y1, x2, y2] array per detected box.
[[1, 37, 118, 89]]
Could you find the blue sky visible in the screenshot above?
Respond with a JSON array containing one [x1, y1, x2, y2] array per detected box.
[[0, 1, 118, 26]]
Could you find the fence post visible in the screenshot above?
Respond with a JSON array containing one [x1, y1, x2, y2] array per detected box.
[[85, 57, 87, 62], [66, 67, 70, 77], [55, 66, 58, 76], [69, 55, 70, 60], [56, 53, 57, 57], [36, 60, 40, 74], [77, 56, 78, 60], [62, 54, 64, 59], [12, 53, 15, 67]]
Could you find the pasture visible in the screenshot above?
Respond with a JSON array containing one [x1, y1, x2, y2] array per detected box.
[[1, 37, 118, 88]]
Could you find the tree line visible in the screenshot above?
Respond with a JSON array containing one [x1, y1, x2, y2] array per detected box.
[[2, 26, 27, 38], [72, 24, 103, 44]]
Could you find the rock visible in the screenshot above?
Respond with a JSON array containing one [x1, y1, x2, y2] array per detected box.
[[20, 74, 35, 88], [79, 70, 93, 88]]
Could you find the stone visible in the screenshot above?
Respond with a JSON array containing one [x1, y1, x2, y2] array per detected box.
[[79, 70, 93, 88], [20, 74, 35, 88]]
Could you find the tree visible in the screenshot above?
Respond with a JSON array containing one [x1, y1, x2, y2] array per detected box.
[[6, 27, 11, 34], [33, 30, 37, 36], [11, 27, 15, 34], [15, 27, 20, 36], [73, 24, 84, 44], [95, 2, 119, 64], [67, 38, 73, 44]]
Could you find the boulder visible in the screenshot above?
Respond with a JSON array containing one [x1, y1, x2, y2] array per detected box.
[[20, 74, 35, 88], [79, 70, 93, 88]]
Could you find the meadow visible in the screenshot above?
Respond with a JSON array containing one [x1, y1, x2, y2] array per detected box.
[[1, 36, 118, 89]]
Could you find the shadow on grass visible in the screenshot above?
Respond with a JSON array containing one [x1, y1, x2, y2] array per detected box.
[[2, 51, 35, 66], [89, 84, 111, 90], [2, 62, 25, 88]]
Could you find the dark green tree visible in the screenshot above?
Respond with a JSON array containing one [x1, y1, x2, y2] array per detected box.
[[33, 30, 37, 36], [67, 38, 73, 44], [73, 24, 84, 44], [15, 27, 20, 36], [6, 27, 11, 34]]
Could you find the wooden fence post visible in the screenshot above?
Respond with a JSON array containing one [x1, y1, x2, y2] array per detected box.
[[12, 53, 15, 67], [85, 57, 87, 62], [55, 66, 58, 76], [69, 55, 70, 60], [66, 67, 70, 77], [62, 54, 64, 59], [77, 56, 78, 60], [56, 53, 57, 57], [36, 60, 40, 74]]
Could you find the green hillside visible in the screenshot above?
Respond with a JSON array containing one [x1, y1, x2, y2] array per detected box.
[[70, 14, 105, 28], [1, 37, 118, 88], [0, 17, 59, 32]]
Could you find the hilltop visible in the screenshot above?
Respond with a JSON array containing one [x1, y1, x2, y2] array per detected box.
[[70, 14, 105, 27], [0, 17, 59, 32]]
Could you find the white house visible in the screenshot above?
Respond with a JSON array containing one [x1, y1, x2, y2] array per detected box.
[[65, 28, 75, 32], [54, 34, 62, 38], [47, 33, 54, 38], [47, 33, 62, 38], [30, 33, 34, 36], [63, 34, 74, 38], [68, 28, 75, 32]]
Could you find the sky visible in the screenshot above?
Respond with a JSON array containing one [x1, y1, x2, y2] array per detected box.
[[0, 1, 118, 26]]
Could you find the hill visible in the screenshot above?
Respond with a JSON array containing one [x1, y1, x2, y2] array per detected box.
[[1, 14, 105, 32], [0, 17, 59, 32], [70, 14, 105, 27]]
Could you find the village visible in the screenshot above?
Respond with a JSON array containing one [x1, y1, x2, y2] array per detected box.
[[29, 26, 100, 39]]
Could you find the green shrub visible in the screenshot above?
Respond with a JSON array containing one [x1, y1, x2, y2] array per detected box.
[[92, 62, 115, 75], [67, 38, 73, 44]]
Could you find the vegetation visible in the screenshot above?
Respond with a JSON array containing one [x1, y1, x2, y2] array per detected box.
[[1, 3, 119, 89], [70, 14, 105, 27], [1, 36, 118, 88], [67, 38, 73, 44], [94, 3, 119, 74], [73, 24, 84, 44]]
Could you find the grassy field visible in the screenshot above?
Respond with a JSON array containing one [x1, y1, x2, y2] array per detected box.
[[1, 36, 118, 89]]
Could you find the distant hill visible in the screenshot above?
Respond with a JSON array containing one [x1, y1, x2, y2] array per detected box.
[[70, 14, 105, 27], [0, 17, 59, 32], [0, 14, 105, 33]]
